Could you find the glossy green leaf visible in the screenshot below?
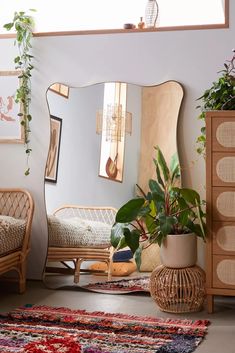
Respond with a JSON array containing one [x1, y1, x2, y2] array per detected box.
[[116, 198, 145, 223], [155, 146, 170, 182], [153, 159, 165, 188], [111, 223, 126, 248], [159, 215, 177, 236], [180, 188, 200, 205], [149, 179, 164, 197], [123, 228, 141, 254]]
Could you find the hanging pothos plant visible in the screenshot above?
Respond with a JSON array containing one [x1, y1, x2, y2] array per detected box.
[[196, 50, 235, 158], [4, 10, 35, 175]]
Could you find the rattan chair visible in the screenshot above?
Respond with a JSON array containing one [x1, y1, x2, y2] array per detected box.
[[0, 188, 34, 293], [45, 205, 117, 284]]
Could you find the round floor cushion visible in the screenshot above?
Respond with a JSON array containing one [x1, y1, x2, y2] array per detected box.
[[89, 261, 136, 276]]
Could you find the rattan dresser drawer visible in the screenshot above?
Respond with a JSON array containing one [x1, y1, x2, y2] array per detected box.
[[212, 118, 235, 152], [213, 255, 235, 289], [212, 152, 235, 187], [213, 222, 235, 255], [212, 187, 235, 221]]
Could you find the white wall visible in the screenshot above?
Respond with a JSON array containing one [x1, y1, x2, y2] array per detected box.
[[0, 3, 234, 278]]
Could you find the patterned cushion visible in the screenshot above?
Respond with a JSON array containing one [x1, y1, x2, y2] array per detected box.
[[0, 215, 26, 256], [48, 215, 112, 248]]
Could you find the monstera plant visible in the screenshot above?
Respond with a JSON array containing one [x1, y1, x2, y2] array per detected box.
[[111, 146, 206, 269]]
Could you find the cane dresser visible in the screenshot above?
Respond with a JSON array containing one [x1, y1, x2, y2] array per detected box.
[[206, 110, 235, 313]]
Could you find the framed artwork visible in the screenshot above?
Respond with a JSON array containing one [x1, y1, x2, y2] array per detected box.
[[0, 70, 24, 143], [45, 115, 62, 183]]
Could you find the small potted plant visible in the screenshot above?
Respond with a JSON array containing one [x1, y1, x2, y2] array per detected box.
[[111, 146, 206, 269]]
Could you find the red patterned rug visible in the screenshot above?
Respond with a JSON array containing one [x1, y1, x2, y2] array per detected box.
[[0, 305, 209, 353], [81, 276, 150, 294]]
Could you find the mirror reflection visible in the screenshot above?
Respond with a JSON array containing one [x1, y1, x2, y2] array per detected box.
[[44, 81, 184, 290]]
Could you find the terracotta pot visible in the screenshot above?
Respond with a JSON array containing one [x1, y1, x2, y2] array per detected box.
[[160, 233, 197, 268]]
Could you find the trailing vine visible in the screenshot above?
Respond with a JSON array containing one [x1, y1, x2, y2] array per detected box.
[[196, 50, 235, 158], [4, 10, 35, 175]]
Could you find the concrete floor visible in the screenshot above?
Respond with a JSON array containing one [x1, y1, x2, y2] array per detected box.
[[0, 272, 235, 353]]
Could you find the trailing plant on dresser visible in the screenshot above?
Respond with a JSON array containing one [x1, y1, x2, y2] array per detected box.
[[4, 10, 35, 175], [196, 50, 235, 158]]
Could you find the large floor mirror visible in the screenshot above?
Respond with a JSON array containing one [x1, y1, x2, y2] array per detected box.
[[43, 80, 184, 290]]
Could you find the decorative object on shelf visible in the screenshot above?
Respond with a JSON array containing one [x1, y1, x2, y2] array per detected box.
[[196, 49, 235, 158], [150, 265, 206, 313], [4, 10, 35, 175], [145, 0, 159, 28], [123, 23, 136, 29], [138, 17, 145, 29], [111, 146, 206, 269]]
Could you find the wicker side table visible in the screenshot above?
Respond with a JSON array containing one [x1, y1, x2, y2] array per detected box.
[[149, 265, 206, 313]]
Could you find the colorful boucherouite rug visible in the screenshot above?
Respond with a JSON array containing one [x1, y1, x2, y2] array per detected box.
[[0, 304, 209, 353], [81, 276, 150, 294]]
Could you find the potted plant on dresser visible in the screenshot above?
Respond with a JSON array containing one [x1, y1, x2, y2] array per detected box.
[[111, 146, 206, 270]]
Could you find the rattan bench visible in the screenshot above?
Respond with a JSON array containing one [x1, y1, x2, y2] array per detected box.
[[45, 205, 117, 284], [0, 188, 34, 293]]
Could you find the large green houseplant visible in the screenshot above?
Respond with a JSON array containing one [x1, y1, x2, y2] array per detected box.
[[111, 146, 206, 269]]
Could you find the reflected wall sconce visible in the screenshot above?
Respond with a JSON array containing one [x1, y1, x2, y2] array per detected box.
[[96, 103, 132, 142]]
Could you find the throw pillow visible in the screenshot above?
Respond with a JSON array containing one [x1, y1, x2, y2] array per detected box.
[[0, 215, 26, 256], [48, 215, 111, 248]]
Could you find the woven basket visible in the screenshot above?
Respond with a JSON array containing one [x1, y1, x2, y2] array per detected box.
[[140, 243, 161, 272]]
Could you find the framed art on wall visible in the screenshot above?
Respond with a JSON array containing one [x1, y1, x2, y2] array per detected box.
[[45, 115, 62, 183], [0, 70, 24, 143]]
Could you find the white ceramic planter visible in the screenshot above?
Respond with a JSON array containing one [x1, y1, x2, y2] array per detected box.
[[160, 233, 197, 268]]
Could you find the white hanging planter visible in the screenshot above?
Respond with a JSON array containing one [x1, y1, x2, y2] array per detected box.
[[160, 233, 197, 268]]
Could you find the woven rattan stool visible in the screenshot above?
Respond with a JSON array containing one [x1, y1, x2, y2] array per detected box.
[[149, 265, 206, 313]]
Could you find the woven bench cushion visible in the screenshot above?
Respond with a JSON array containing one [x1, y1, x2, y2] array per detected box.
[[48, 215, 112, 248], [0, 215, 26, 256]]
